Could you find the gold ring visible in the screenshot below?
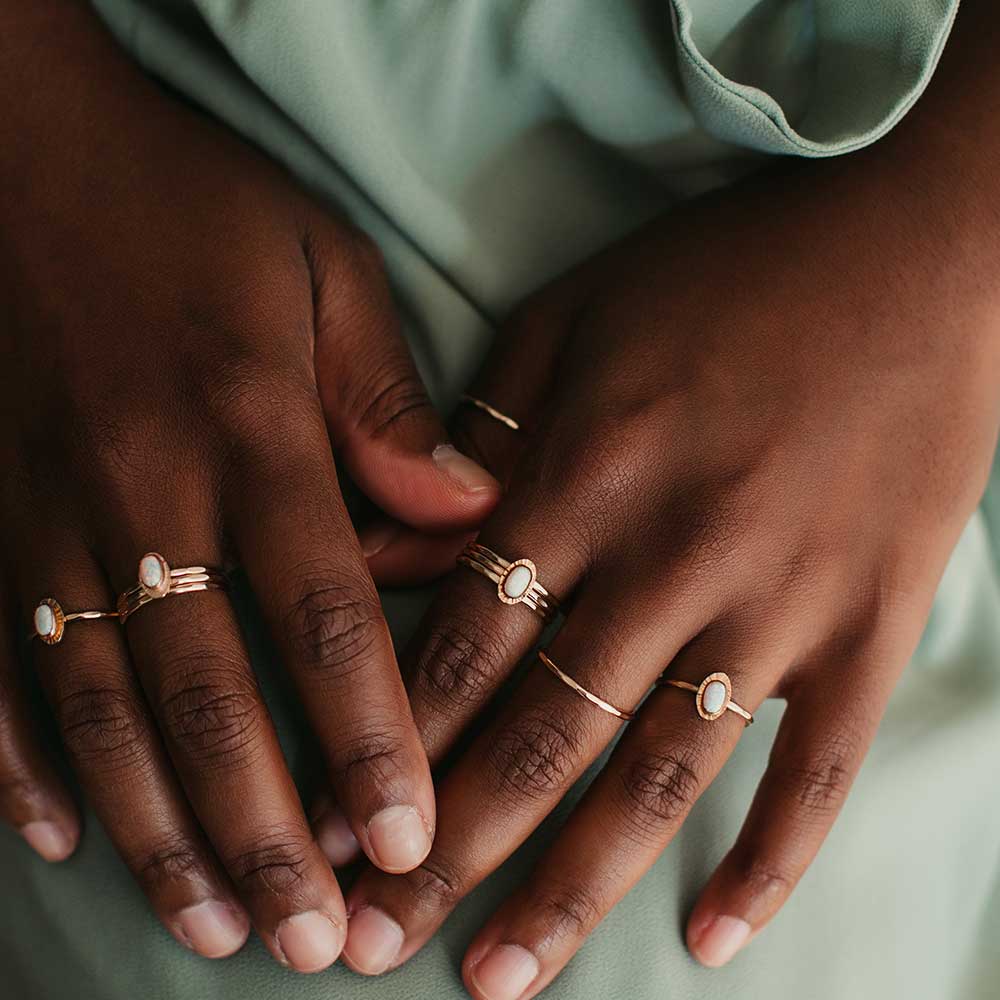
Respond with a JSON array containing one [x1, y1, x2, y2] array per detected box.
[[457, 542, 559, 622], [537, 650, 635, 721], [117, 552, 227, 623], [657, 671, 753, 725], [32, 598, 118, 645], [459, 394, 520, 431]]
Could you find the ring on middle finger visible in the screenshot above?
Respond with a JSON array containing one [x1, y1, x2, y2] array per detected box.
[[457, 541, 560, 622], [117, 552, 228, 623]]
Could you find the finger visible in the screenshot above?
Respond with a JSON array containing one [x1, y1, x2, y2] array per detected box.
[[226, 384, 437, 882], [342, 567, 716, 976], [363, 522, 475, 588], [309, 793, 361, 869], [397, 424, 604, 764], [460, 638, 774, 1000], [686, 665, 884, 968], [307, 222, 499, 530], [0, 586, 79, 862], [358, 295, 576, 572], [399, 524, 582, 764], [104, 522, 346, 973], [18, 540, 251, 959], [448, 297, 575, 487]]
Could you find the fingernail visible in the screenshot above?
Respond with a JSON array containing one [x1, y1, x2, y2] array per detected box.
[[343, 905, 404, 975], [432, 444, 497, 493], [315, 806, 361, 867], [366, 804, 431, 873], [471, 944, 539, 1000], [275, 911, 345, 973], [20, 821, 74, 862], [360, 519, 401, 558], [176, 900, 248, 958], [693, 915, 751, 967]]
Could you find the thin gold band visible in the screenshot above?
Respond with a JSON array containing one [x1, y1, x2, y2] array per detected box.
[[459, 394, 520, 431], [457, 542, 559, 622], [658, 673, 754, 725], [537, 650, 635, 721], [118, 553, 228, 623]]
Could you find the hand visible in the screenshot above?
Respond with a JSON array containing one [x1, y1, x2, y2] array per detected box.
[[339, 105, 1000, 999], [0, 2, 498, 971]]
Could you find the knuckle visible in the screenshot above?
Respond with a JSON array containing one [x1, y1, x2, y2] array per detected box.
[[774, 733, 857, 814], [401, 857, 465, 914], [134, 837, 204, 891], [485, 709, 585, 802], [283, 573, 384, 681], [354, 363, 433, 438], [0, 768, 42, 813], [328, 725, 409, 787], [55, 683, 149, 770], [617, 748, 702, 838], [156, 659, 264, 770], [729, 846, 797, 901], [409, 617, 509, 713], [225, 828, 313, 897], [530, 880, 604, 944]]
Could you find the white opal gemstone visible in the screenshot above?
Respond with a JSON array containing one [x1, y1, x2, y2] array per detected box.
[[140, 555, 164, 589], [34, 603, 55, 637], [702, 680, 727, 716], [503, 565, 533, 600]]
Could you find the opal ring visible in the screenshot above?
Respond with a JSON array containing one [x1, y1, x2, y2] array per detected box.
[[32, 598, 118, 645], [457, 542, 559, 622], [658, 672, 753, 725], [537, 650, 635, 721], [118, 552, 227, 623], [459, 394, 520, 431]]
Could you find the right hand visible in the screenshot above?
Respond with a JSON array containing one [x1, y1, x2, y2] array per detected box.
[[0, 2, 497, 972]]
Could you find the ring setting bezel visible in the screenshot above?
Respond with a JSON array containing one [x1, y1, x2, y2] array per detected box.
[[34, 598, 66, 645], [497, 558, 537, 605], [696, 671, 733, 721], [138, 552, 171, 599]]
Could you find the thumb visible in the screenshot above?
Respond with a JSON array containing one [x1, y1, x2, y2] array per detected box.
[[307, 221, 499, 531]]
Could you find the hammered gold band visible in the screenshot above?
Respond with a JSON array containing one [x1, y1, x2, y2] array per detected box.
[[118, 553, 227, 624], [32, 599, 119, 645], [459, 394, 520, 431], [537, 650, 635, 721], [658, 672, 753, 725], [457, 542, 559, 622]]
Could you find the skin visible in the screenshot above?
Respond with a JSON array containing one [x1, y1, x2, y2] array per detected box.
[[2, 0, 999, 995], [333, 4, 1000, 996], [0, 0, 501, 973]]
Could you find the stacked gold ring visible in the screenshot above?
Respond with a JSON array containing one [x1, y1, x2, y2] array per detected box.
[[118, 552, 227, 624], [457, 542, 559, 623]]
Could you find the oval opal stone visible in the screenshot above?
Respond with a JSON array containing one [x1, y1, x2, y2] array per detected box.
[[34, 603, 56, 637], [702, 680, 727, 716], [503, 565, 533, 600], [140, 555, 164, 589]]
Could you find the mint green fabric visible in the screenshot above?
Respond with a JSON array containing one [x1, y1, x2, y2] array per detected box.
[[6, 2, 998, 999]]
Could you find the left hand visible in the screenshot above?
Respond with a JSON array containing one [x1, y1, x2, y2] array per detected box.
[[335, 140, 1000, 994]]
